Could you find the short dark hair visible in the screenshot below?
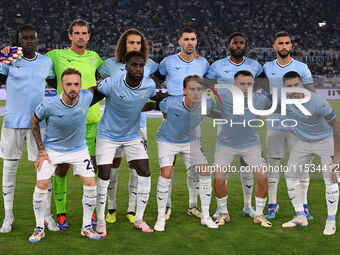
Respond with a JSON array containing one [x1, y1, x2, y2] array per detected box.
[[17, 24, 37, 44], [183, 75, 203, 88], [234, 70, 253, 79], [68, 19, 90, 34], [61, 68, 82, 81], [124, 51, 145, 64], [283, 71, 302, 83], [274, 31, 291, 41], [179, 27, 197, 38], [227, 32, 245, 45]]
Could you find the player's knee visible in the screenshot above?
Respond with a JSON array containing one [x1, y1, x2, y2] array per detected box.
[[113, 157, 122, 168], [98, 165, 111, 180], [214, 177, 226, 187], [82, 177, 96, 186], [256, 177, 268, 189], [138, 168, 150, 177], [161, 167, 172, 179], [55, 163, 70, 177], [36, 180, 49, 190]]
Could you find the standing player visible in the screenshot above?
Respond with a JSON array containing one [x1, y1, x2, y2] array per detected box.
[[0, 24, 58, 233], [45, 19, 103, 229], [95, 51, 156, 236], [264, 31, 314, 219], [158, 27, 210, 219], [281, 71, 339, 235], [213, 71, 272, 227], [97, 28, 158, 224], [206, 32, 264, 219], [154, 75, 218, 231], [29, 68, 103, 242]]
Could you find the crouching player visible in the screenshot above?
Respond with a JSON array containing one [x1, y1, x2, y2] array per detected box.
[[281, 71, 339, 235], [28, 68, 103, 242], [154, 75, 218, 231], [213, 70, 272, 227]]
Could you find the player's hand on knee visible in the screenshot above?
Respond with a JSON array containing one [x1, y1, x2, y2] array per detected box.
[[35, 149, 52, 172]]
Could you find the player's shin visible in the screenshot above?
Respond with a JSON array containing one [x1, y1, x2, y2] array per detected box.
[[135, 175, 151, 221], [255, 173, 268, 216], [2, 160, 19, 218], [267, 158, 281, 204], [33, 186, 48, 228], [241, 170, 253, 209], [127, 168, 138, 213], [157, 176, 171, 218], [325, 182, 339, 218], [107, 168, 119, 211], [82, 186, 97, 228], [44, 179, 53, 218], [166, 169, 174, 209], [53, 175, 67, 214], [300, 178, 310, 205], [96, 178, 110, 222], [199, 175, 212, 218], [286, 177, 304, 214], [187, 167, 199, 208]]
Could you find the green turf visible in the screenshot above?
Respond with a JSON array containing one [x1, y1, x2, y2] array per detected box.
[[0, 101, 340, 254]]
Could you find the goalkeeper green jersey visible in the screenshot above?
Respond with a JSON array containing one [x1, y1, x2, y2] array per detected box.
[[46, 49, 103, 123]]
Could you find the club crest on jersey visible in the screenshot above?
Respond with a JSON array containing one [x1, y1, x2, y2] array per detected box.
[[89, 58, 94, 65], [80, 106, 86, 113], [195, 65, 200, 70], [39, 65, 44, 71], [139, 92, 147, 99]]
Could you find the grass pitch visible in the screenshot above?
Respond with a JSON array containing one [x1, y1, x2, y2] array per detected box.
[[0, 101, 340, 255]]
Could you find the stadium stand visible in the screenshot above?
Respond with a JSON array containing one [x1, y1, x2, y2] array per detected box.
[[0, 0, 339, 82]]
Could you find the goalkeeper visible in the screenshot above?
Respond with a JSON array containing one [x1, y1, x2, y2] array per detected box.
[[44, 19, 103, 229]]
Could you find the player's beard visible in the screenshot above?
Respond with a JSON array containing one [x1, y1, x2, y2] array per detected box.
[[64, 90, 79, 102], [184, 48, 195, 55], [230, 48, 245, 59], [278, 50, 290, 59]]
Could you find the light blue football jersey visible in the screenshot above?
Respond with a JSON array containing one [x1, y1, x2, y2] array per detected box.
[[97, 75, 156, 141], [286, 93, 334, 142], [0, 53, 54, 128], [263, 58, 313, 131], [35, 89, 94, 152], [158, 53, 210, 95], [206, 56, 263, 83], [97, 57, 159, 128], [157, 96, 213, 143], [216, 89, 272, 149]]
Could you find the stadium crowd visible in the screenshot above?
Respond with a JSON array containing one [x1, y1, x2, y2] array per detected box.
[[0, 0, 339, 77]]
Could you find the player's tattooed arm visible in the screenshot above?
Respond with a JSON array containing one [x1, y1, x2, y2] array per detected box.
[[88, 86, 105, 106], [30, 114, 51, 171], [328, 116, 340, 183], [30, 114, 44, 151]]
